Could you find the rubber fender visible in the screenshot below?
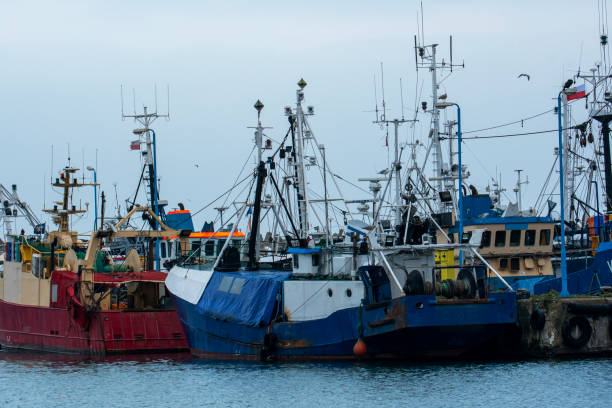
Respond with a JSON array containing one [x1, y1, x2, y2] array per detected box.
[[567, 303, 612, 316], [263, 332, 277, 349], [529, 308, 546, 331], [562, 316, 592, 349], [260, 333, 278, 362]]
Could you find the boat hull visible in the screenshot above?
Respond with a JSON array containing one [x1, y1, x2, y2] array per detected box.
[[0, 298, 188, 355], [172, 292, 516, 360]]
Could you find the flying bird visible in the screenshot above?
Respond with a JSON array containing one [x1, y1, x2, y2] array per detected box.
[[517, 73, 530, 81], [194, 163, 200, 168]]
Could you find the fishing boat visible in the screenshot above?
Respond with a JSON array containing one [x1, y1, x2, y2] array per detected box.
[[167, 81, 517, 360], [0, 165, 188, 355]]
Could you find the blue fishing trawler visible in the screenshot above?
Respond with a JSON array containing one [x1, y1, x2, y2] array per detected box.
[[166, 82, 517, 360]]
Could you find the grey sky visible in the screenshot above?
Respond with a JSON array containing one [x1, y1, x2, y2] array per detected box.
[[0, 0, 601, 234]]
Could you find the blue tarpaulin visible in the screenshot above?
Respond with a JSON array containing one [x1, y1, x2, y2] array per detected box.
[[196, 271, 291, 327], [534, 242, 612, 295]]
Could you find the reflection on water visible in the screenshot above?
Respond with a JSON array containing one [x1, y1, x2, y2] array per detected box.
[[0, 350, 611, 408]]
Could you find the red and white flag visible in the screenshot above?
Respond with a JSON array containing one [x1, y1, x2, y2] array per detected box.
[[130, 140, 141, 150], [567, 84, 586, 101]]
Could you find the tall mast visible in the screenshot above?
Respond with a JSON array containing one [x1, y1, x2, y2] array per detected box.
[[294, 79, 310, 239], [562, 97, 573, 223], [430, 44, 444, 203], [415, 34, 464, 212], [247, 100, 267, 270]]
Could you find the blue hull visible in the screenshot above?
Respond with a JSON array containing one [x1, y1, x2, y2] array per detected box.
[[171, 292, 516, 360]]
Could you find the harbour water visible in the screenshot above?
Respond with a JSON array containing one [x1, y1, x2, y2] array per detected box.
[[0, 351, 610, 407]]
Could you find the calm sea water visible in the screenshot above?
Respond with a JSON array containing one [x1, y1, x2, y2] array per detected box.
[[0, 351, 610, 408]]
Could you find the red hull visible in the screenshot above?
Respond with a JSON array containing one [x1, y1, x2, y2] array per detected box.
[[0, 299, 188, 356]]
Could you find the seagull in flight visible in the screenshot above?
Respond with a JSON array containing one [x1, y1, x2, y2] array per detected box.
[[517, 73, 530, 81]]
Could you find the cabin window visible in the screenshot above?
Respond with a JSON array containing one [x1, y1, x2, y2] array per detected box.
[[510, 257, 520, 271], [192, 240, 201, 254], [524, 229, 536, 246], [51, 284, 58, 303], [204, 241, 215, 256], [293, 255, 299, 268], [510, 230, 521, 247], [480, 231, 491, 248], [160, 242, 167, 258], [461, 231, 472, 244], [312, 254, 320, 267], [495, 231, 506, 247], [232, 239, 242, 248], [539, 229, 551, 246], [499, 258, 508, 269]]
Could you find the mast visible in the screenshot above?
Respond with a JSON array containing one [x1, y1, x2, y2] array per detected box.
[[43, 165, 97, 244], [562, 96, 573, 222], [415, 33, 464, 212], [122, 89, 169, 271], [372, 70, 415, 234], [247, 100, 267, 270], [294, 79, 310, 239], [430, 44, 444, 202], [513, 169, 528, 215]]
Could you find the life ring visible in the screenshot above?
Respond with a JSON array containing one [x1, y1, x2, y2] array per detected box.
[[529, 308, 546, 331], [562, 316, 592, 349]]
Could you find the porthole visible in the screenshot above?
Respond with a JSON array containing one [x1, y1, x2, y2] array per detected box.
[[346, 288, 352, 297], [327, 288, 333, 297]]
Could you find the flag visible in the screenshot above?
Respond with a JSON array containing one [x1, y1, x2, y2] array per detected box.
[[567, 84, 586, 101], [130, 140, 141, 150]]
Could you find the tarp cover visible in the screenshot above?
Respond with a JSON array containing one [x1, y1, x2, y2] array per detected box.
[[196, 271, 291, 327], [534, 242, 612, 295]]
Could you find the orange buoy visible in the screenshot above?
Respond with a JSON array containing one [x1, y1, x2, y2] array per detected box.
[[353, 338, 367, 357]]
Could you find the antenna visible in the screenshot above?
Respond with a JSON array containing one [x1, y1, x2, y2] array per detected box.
[[154, 83, 158, 114], [132, 88, 136, 115], [373, 74, 379, 122], [414, 35, 418, 72], [166, 84, 171, 120], [120, 84, 125, 119], [420, 1, 425, 48], [450, 35, 453, 72], [400, 78, 405, 121], [380, 62, 387, 122]]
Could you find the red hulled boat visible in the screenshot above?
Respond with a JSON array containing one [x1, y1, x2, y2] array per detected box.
[[0, 166, 188, 355]]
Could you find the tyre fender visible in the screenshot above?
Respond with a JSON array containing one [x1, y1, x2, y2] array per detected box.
[[562, 316, 592, 349]]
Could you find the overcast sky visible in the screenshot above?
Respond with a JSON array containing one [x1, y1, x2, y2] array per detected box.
[[0, 0, 603, 235]]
